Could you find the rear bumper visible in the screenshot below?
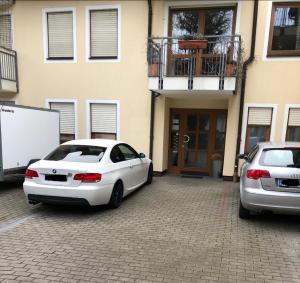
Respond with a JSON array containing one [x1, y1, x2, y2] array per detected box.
[[241, 187, 300, 214], [28, 194, 89, 206], [23, 181, 113, 206]]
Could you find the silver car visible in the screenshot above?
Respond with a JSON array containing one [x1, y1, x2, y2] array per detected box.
[[239, 142, 300, 219]]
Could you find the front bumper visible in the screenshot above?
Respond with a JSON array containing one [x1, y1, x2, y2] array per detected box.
[[23, 181, 113, 206], [241, 187, 300, 214]]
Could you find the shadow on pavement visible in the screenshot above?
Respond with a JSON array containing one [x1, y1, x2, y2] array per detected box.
[[0, 175, 24, 191]]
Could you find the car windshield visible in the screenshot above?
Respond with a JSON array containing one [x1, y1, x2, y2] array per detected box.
[[260, 148, 300, 167], [45, 145, 106, 163]]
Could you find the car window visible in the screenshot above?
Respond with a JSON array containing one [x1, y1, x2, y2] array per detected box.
[[118, 144, 138, 160], [259, 148, 300, 167], [110, 146, 125, 163], [247, 145, 259, 163], [45, 145, 106, 163]]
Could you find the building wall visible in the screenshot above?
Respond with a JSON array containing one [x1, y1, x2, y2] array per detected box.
[[1, 0, 300, 176], [5, 0, 151, 158], [151, 0, 300, 176]]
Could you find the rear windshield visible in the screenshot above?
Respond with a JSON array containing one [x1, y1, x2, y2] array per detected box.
[[260, 148, 300, 167], [45, 145, 106, 163]]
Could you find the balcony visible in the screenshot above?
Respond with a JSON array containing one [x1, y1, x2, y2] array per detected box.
[[0, 47, 18, 93], [148, 35, 241, 96]]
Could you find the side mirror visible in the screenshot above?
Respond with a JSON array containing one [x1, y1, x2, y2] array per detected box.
[[138, 153, 146, 158], [237, 153, 248, 161]]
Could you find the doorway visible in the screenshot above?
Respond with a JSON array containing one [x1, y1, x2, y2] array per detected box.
[[168, 109, 227, 176]]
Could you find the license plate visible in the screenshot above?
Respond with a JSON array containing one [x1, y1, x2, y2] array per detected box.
[[278, 179, 300, 188], [45, 174, 67, 182]]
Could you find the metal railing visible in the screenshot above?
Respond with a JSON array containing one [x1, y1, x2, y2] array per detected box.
[[148, 35, 241, 89], [0, 46, 18, 82]]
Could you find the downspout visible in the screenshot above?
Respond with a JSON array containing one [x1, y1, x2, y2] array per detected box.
[[148, 0, 155, 160], [233, 0, 259, 182]]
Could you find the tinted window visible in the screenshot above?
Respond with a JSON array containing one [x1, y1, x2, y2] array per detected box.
[[260, 148, 300, 167], [45, 145, 106, 163], [247, 145, 259, 163], [118, 144, 138, 160], [110, 146, 125, 163]]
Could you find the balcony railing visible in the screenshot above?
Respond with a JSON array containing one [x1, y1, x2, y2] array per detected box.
[[148, 35, 241, 91], [0, 47, 18, 93]]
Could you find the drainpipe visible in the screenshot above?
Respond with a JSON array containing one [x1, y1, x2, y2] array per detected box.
[[233, 0, 259, 182], [148, 0, 156, 160]]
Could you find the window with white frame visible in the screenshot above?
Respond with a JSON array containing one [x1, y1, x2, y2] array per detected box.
[[45, 10, 74, 60], [49, 102, 75, 143], [0, 14, 12, 49], [88, 7, 119, 60], [286, 108, 300, 141], [245, 107, 273, 153], [90, 103, 117, 140]]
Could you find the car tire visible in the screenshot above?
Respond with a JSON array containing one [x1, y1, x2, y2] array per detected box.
[[146, 163, 153, 185], [239, 200, 251, 219], [108, 181, 123, 209]]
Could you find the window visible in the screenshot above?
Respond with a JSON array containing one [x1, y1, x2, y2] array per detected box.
[[87, 6, 120, 60], [0, 14, 12, 49], [286, 108, 300, 141], [245, 107, 273, 153], [49, 102, 76, 143], [268, 2, 300, 57], [110, 145, 125, 163], [45, 9, 75, 60], [260, 148, 300, 167], [170, 7, 235, 38], [168, 6, 236, 76], [118, 144, 138, 160], [247, 145, 259, 163], [90, 103, 117, 140], [45, 145, 106, 163]]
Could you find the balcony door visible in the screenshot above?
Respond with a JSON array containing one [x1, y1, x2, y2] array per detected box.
[[168, 109, 227, 176], [167, 6, 236, 76]]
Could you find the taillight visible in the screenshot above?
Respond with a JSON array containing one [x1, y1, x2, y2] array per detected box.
[[25, 169, 39, 179], [246, 169, 270, 180], [73, 173, 102, 183]]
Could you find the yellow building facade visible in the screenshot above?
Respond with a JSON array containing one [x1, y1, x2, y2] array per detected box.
[[1, 0, 300, 179]]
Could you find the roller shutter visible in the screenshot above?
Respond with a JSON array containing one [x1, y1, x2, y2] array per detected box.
[[47, 11, 73, 58], [0, 14, 12, 49], [50, 102, 75, 135], [288, 108, 300, 126], [90, 9, 118, 58], [91, 103, 117, 134], [248, 107, 273, 125]]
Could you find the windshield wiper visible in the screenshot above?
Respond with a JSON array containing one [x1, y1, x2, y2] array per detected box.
[[287, 164, 300, 168]]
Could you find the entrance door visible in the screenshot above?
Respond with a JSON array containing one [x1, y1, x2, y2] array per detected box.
[[182, 111, 210, 173], [168, 109, 227, 176]]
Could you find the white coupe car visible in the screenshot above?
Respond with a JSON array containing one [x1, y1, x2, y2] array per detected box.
[[23, 139, 153, 208]]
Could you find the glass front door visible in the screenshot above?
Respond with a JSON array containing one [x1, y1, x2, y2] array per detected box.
[[168, 109, 227, 176]]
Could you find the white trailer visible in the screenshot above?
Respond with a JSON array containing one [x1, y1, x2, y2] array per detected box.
[[0, 104, 60, 181]]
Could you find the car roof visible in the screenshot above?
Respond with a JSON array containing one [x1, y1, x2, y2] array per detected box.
[[62, 139, 123, 148], [258, 142, 300, 148]]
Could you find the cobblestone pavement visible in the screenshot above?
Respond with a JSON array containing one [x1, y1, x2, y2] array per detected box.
[[0, 175, 300, 283]]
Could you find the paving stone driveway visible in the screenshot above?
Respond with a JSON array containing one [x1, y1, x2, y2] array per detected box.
[[0, 175, 300, 283]]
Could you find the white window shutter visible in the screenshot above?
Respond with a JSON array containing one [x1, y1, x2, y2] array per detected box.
[[91, 104, 117, 134], [0, 14, 12, 49], [288, 108, 300, 126], [47, 12, 73, 58], [50, 102, 75, 135], [90, 9, 118, 58], [248, 107, 273, 125]]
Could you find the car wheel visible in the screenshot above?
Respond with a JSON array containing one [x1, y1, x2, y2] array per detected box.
[[109, 181, 123, 209], [146, 163, 153, 185], [239, 200, 251, 219]]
